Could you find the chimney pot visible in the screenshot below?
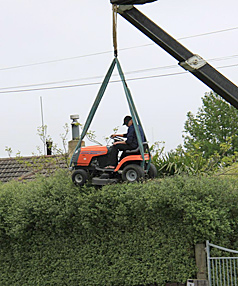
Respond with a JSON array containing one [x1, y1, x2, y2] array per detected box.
[[46, 141, 53, 156], [70, 114, 80, 140]]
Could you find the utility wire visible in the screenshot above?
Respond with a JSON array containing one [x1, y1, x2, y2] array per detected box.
[[178, 27, 238, 40], [0, 26, 237, 72], [0, 72, 188, 94], [0, 63, 237, 94], [0, 54, 238, 91]]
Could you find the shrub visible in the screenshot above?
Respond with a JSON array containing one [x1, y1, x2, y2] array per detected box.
[[0, 171, 238, 285]]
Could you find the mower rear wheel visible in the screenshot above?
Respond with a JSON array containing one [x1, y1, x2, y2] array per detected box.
[[122, 164, 145, 183], [72, 169, 88, 186], [147, 163, 158, 178]]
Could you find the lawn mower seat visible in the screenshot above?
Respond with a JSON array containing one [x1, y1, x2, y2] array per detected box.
[[125, 142, 149, 154]]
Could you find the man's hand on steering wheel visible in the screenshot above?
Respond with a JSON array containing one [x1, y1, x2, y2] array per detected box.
[[110, 134, 124, 144]]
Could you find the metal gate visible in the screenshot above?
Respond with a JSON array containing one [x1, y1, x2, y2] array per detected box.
[[206, 240, 238, 286]]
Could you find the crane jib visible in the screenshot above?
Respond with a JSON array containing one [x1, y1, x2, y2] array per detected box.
[[115, 3, 238, 109]]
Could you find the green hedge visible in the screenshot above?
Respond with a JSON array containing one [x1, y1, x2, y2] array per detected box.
[[0, 171, 238, 285]]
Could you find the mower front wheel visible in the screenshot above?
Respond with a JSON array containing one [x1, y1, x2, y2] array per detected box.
[[122, 164, 145, 183], [72, 169, 88, 186]]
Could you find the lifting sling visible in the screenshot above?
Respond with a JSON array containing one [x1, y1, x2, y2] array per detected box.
[[70, 57, 150, 168]]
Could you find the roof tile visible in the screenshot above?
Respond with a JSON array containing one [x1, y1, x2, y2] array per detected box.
[[0, 155, 68, 183]]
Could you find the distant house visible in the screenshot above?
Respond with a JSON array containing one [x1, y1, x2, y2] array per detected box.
[[0, 114, 83, 183], [0, 155, 68, 183]]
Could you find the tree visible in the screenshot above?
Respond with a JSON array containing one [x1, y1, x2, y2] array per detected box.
[[183, 91, 238, 158]]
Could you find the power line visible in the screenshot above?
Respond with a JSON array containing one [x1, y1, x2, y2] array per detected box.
[[218, 63, 238, 70], [178, 27, 238, 40], [0, 50, 112, 71], [0, 64, 180, 91], [0, 72, 187, 94], [0, 54, 238, 91], [0, 63, 237, 94], [0, 26, 237, 72]]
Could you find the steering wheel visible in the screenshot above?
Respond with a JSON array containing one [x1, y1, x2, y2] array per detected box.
[[111, 135, 124, 143]]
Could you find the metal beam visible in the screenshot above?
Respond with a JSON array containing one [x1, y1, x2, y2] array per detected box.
[[117, 5, 238, 109]]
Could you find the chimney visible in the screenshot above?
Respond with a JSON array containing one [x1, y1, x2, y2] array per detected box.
[[68, 114, 85, 158]]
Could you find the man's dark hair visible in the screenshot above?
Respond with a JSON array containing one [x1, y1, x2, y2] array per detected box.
[[123, 116, 132, 126]]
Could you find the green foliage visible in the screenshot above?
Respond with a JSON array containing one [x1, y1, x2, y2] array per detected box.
[[150, 92, 238, 177], [151, 140, 238, 178], [183, 92, 238, 158], [1, 173, 238, 285], [151, 143, 210, 177]]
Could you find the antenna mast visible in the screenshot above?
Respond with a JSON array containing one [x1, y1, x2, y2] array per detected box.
[[40, 96, 46, 155]]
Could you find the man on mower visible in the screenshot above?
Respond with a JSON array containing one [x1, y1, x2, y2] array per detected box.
[[105, 115, 145, 169]]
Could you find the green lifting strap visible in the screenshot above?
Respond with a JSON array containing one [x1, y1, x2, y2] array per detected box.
[[70, 57, 147, 168], [70, 58, 116, 167], [115, 58, 145, 167]]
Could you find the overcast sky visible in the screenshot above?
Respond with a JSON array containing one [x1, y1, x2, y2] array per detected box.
[[0, 0, 237, 158]]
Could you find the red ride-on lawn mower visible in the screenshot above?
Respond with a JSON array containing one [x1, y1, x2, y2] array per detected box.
[[69, 57, 157, 187], [71, 136, 157, 186]]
